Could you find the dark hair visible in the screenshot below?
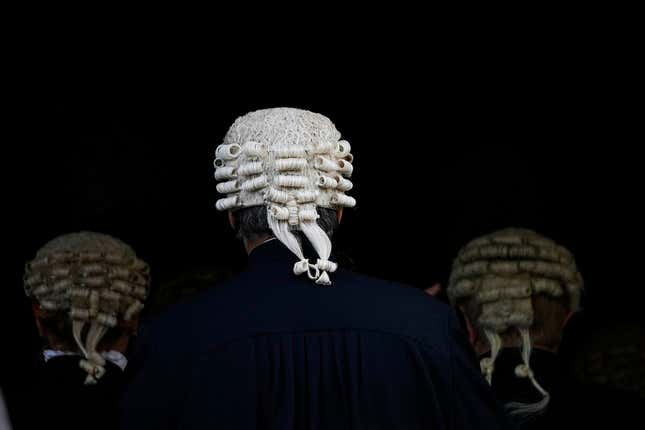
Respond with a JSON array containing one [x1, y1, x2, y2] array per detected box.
[[234, 206, 339, 242]]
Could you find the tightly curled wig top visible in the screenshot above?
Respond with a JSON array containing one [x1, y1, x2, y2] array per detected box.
[[448, 228, 583, 422], [24, 232, 150, 385], [214, 108, 356, 286]]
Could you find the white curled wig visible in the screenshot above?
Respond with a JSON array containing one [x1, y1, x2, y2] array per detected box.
[[214, 108, 356, 286], [447, 228, 583, 422], [24, 231, 150, 385]]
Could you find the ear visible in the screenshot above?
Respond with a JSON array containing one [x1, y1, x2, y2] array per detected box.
[[228, 211, 236, 230], [425, 283, 442, 296], [31, 302, 47, 337], [121, 315, 140, 336], [562, 310, 575, 329], [337, 208, 344, 224], [458, 305, 478, 345]]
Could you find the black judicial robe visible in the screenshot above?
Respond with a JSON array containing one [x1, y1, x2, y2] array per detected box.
[[121, 240, 513, 429], [13, 356, 125, 430], [489, 348, 642, 429]]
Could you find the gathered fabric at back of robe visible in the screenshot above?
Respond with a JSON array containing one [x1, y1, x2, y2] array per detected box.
[[121, 241, 513, 429]]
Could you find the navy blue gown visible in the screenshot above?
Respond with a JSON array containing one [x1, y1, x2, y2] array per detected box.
[[121, 240, 512, 429]]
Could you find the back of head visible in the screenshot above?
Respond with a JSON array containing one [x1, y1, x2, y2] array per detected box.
[[213, 107, 356, 286], [24, 231, 150, 385], [448, 228, 583, 421]]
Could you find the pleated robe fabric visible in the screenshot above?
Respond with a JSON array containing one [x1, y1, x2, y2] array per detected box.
[[121, 240, 513, 429]]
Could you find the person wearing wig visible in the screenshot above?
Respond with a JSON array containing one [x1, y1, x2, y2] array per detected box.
[[121, 108, 512, 429], [19, 232, 150, 430], [448, 228, 590, 427]]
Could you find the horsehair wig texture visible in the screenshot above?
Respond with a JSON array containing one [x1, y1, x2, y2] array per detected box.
[[448, 228, 583, 322], [213, 108, 356, 286], [447, 228, 583, 419], [24, 231, 150, 385]]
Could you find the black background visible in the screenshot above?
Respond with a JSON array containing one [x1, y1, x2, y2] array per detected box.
[[2, 31, 643, 418]]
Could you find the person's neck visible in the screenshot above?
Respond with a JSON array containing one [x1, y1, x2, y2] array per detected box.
[[244, 235, 276, 254]]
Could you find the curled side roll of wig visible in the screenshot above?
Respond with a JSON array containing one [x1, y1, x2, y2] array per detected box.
[[242, 141, 268, 158], [275, 175, 309, 188], [314, 156, 339, 172], [216, 195, 239, 211], [295, 190, 319, 203], [237, 162, 265, 177], [335, 140, 351, 157], [333, 174, 353, 192], [215, 144, 242, 160], [330, 193, 356, 208], [336, 159, 353, 176], [317, 175, 338, 189], [298, 208, 319, 222], [311, 142, 335, 154], [273, 145, 307, 158], [275, 158, 308, 171], [214, 166, 237, 180], [216, 180, 239, 194], [264, 188, 290, 204], [241, 175, 269, 192], [269, 205, 290, 221]]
